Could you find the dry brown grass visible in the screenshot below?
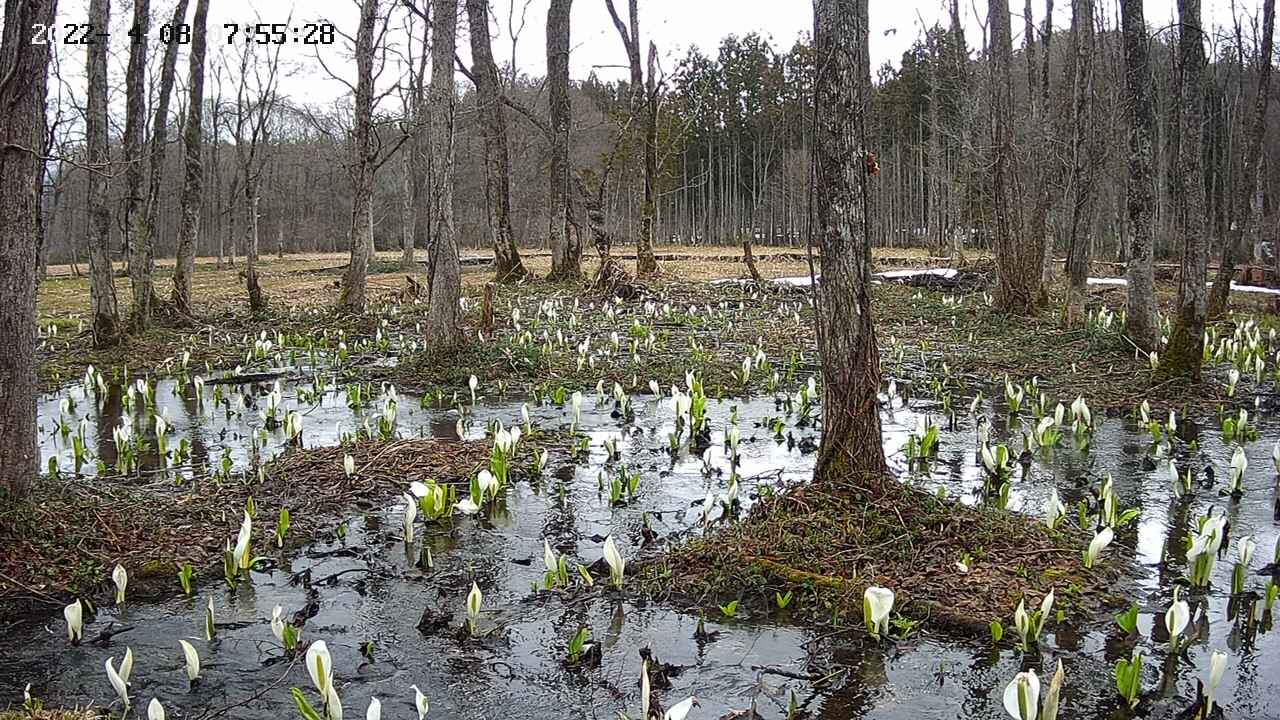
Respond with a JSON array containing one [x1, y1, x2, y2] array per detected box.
[[0, 437, 516, 618]]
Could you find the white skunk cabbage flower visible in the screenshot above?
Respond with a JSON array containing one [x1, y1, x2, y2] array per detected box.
[[544, 539, 558, 573], [148, 698, 166, 720], [113, 563, 129, 605], [106, 655, 130, 709], [271, 605, 286, 642], [233, 511, 253, 570], [641, 659, 651, 720], [64, 599, 83, 642], [1041, 660, 1064, 720], [343, 453, 356, 477], [410, 684, 430, 720], [466, 582, 483, 632], [1229, 447, 1248, 491], [119, 647, 134, 684], [862, 586, 895, 640], [1002, 669, 1040, 720], [1164, 588, 1189, 648], [454, 498, 480, 515], [476, 470, 498, 501], [1204, 651, 1228, 713], [326, 684, 343, 720], [403, 493, 418, 544], [306, 640, 333, 695], [603, 535, 626, 588], [178, 639, 200, 681], [1084, 527, 1113, 568], [1238, 535, 1255, 566], [1045, 489, 1066, 529], [365, 697, 381, 720], [468, 375, 478, 403], [664, 696, 698, 720]]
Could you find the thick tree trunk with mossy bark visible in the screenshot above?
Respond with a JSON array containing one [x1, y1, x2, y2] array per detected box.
[[0, 0, 58, 503], [339, 0, 380, 310], [172, 0, 209, 316], [85, 0, 122, 347], [1120, 0, 1159, 351], [466, 0, 528, 283], [425, 0, 464, 347], [1064, 0, 1097, 325], [1207, 0, 1273, 319], [990, 0, 1038, 315], [123, 0, 151, 330], [546, 0, 580, 281], [812, 0, 886, 480], [1159, 0, 1209, 380]]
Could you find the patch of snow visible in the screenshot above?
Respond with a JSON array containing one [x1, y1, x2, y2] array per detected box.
[[1087, 276, 1280, 296], [874, 268, 959, 281]]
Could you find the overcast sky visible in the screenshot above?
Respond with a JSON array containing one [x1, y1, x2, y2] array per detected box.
[[43, 0, 1259, 111]]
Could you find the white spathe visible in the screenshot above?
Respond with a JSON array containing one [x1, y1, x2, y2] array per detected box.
[[1002, 670, 1040, 720]]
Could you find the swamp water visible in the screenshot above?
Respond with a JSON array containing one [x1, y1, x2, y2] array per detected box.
[[2, 374, 1278, 719]]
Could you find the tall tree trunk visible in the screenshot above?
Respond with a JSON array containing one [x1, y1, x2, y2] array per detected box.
[[545, 0, 581, 280], [244, 178, 266, 312], [1121, 0, 1159, 351], [991, 0, 1038, 314], [85, 0, 122, 347], [637, 41, 659, 275], [1159, 0, 1209, 380], [1064, 0, 1097, 323], [171, 0, 209, 315], [466, 0, 528, 283], [339, 0, 380, 309], [812, 0, 885, 479], [400, 142, 416, 270], [604, 0, 658, 276], [1208, 0, 1273, 317], [138, 0, 189, 315], [123, 0, 152, 330], [425, 0, 464, 346], [0, 0, 58, 503]]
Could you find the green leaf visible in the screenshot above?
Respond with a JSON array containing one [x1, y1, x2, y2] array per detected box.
[[291, 688, 324, 720]]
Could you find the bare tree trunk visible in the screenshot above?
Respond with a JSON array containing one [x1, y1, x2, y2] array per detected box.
[[545, 0, 581, 280], [604, 0, 659, 276], [85, 0, 122, 347], [172, 0, 210, 315], [1159, 0, 1209, 379], [1121, 0, 1159, 351], [400, 142, 416, 270], [466, 0, 528, 283], [0, 0, 58, 502], [136, 0, 189, 316], [812, 0, 885, 479], [339, 0, 380, 309], [425, 0, 464, 347], [1064, 0, 1097, 323], [245, 179, 266, 311], [637, 41, 659, 275], [1208, 0, 1273, 317], [123, 0, 151, 330], [991, 0, 1040, 314]]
